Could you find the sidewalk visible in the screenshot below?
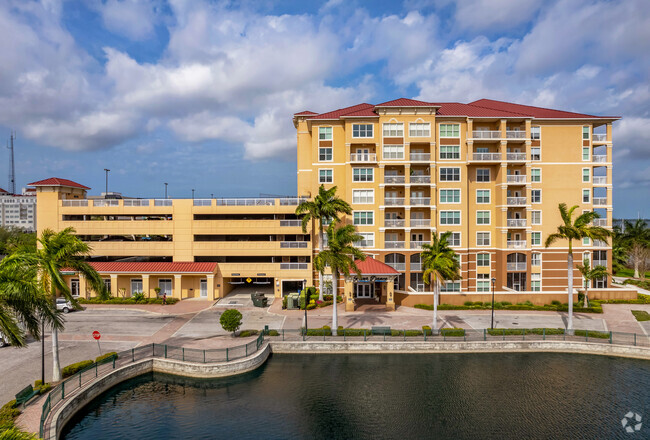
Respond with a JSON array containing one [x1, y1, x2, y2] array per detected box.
[[83, 299, 215, 315]]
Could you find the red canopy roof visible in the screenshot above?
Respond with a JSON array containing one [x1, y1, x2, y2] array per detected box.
[[87, 262, 218, 274], [350, 257, 399, 275], [28, 178, 90, 190]]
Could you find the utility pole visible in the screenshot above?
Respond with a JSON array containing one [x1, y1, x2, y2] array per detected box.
[[104, 168, 110, 195], [192, 189, 195, 199], [164, 183, 168, 199], [7, 132, 16, 194]]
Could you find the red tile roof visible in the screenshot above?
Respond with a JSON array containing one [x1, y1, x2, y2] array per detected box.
[[0, 187, 8, 194], [376, 98, 439, 107], [350, 257, 400, 276], [437, 102, 525, 117], [28, 178, 90, 189], [294, 110, 318, 116], [86, 262, 218, 274], [310, 103, 375, 120], [340, 107, 379, 118], [469, 99, 619, 119]]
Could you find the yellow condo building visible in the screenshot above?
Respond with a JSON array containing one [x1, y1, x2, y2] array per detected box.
[[31, 98, 631, 310]]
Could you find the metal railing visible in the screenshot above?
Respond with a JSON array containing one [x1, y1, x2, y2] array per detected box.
[[593, 155, 607, 163], [507, 240, 527, 249], [40, 335, 265, 438], [123, 199, 150, 207], [592, 134, 607, 142], [410, 240, 428, 248], [386, 262, 406, 271], [410, 197, 431, 205], [61, 200, 88, 207], [93, 200, 119, 207], [216, 198, 275, 206], [506, 130, 527, 139], [154, 199, 173, 206], [410, 219, 431, 227], [280, 219, 302, 227], [279, 198, 308, 206], [506, 175, 526, 183], [593, 260, 607, 267], [384, 197, 405, 206], [593, 197, 608, 205], [507, 262, 527, 271], [193, 199, 212, 206], [410, 263, 422, 271], [592, 176, 607, 185], [507, 197, 527, 205], [472, 130, 501, 139], [350, 153, 377, 162], [593, 218, 607, 227], [472, 153, 501, 161], [506, 153, 527, 161], [384, 176, 405, 184], [507, 219, 527, 227], [280, 241, 309, 248], [384, 219, 406, 228], [385, 241, 405, 249], [409, 153, 430, 161], [280, 263, 309, 270], [410, 175, 431, 184], [357, 239, 374, 248], [594, 240, 609, 247]]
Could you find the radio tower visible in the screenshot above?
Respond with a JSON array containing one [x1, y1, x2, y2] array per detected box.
[[7, 131, 16, 195]]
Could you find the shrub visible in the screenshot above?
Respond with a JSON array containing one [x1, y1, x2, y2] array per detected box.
[[390, 330, 423, 337], [305, 326, 332, 336], [440, 328, 465, 337], [318, 300, 333, 308], [422, 325, 432, 336], [220, 309, 243, 336], [463, 301, 473, 306], [95, 352, 118, 364], [306, 303, 317, 310], [282, 296, 288, 309], [323, 294, 333, 301], [501, 301, 512, 306], [631, 310, 650, 322], [473, 301, 483, 306], [61, 360, 94, 378], [0, 400, 20, 432], [267, 330, 279, 336], [574, 329, 610, 339], [238, 330, 259, 337], [551, 300, 561, 306], [132, 292, 146, 302], [336, 326, 369, 336]]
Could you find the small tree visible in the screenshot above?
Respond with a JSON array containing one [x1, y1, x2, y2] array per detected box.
[[153, 287, 160, 299], [576, 259, 609, 307], [220, 309, 243, 336]]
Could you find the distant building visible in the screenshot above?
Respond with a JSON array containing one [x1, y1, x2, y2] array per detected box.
[[0, 187, 36, 231]]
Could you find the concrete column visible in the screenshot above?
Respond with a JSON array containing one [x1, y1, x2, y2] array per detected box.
[[207, 274, 215, 300], [142, 274, 150, 299], [78, 275, 88, 299], [345, 278, 355, 312], [386, 278, 395, 311], [174, 274, 182, 299], [110, 274, 118, 297]]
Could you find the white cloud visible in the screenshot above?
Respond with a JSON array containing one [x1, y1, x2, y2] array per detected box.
[[96, 0, 159, 40], [453, 0, 544, 32]]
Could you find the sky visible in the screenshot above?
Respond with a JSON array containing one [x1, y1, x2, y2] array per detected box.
[[0, 0, 648, 217]]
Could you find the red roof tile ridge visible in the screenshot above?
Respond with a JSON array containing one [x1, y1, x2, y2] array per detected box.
[[27, 177, 90, 189], [469, 98, 606, 118]]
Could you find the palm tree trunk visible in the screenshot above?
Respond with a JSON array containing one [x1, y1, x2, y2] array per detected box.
[[318, 227, 325, 301], [433, 278, 439, 334], [51, 325, 61, 382], [583, 284, 589, 308], [634, 260, 640, 279], [567, 251, 574, 333], [332, 270, 338, 330]]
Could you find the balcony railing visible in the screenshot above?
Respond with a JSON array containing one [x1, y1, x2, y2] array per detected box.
[[154, 199, 173, 206], [410, 263, 422, 271], [386, 262, 406, 271], [410, 219, 431, 227], [506, 175, 526, 184], [593, 260, 607, 267], [593, 218, 607, 227], [193, 199, 212, 206], [62, 200, 89, 207], [216, 198, 275, 206], [280, 242, 309, 248], [357, 239, 374, 248], [384, 175, 405, 184], [507, 262, 527, 271], [410, 175, 431, 184], [593, 197, 608, 205], [280, 220, 302, 227], [593, 155, 607, 163], [385, 241, 405, 249], [507, 219, 527, 227], [593, 134, 607, 142], [93, 200, 119, 207], [123, 199, 150, 207], [506, 131, 527, 139], [594, 240, 609, 247], [384, 219, 406, 228], [410, 240, 428, 249], [472, 130, 501, 139], [472, 153, 502, 161], [507, 240, 527, 249], [410, 197, 431, 206], [385, 197, 405, 206], [280, 263, 309, 270], [506, 153, 527, 161], [409, 153, 430, 161], [593, 176, 607, 185], [350, 153, 377, 162], [507, 197, 527, 206], [279, 198, 308, 206]]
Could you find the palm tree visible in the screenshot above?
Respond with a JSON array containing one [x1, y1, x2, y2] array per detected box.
[[576, 258, 609, 307], [621, 219, 649, 279], [421, 232, 461, 333], [296, 185, 352, 300], [313, 223, 365, 329], [2, 227, 107, 381], [545, 204, 611, 332], [611, 226, 629, 275]]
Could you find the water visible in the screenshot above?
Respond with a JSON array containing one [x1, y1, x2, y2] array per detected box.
[[62, 353, 650, 439]]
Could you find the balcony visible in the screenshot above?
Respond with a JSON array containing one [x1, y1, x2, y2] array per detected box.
[[350, 153, 377, 162], [62, 200, 89, 207], [506, 175, 526, 184], [507, 197, 527, 206], [384, 175, 406, 184], [154, 199, 173, 206], [593, 155, 607, 163], [410, 240, 428, 249], [592, 134, 607, 142], [385, 197, 405, 206], [593, 218, 607, 227], [410, 153, 431, 162], [280, 263, 309, 270], [93, 199, 119, 207], [386, 262, 406, 271], [593, 260, 607, 267], [410, 219, 431, 228], [472, 130, 501, 139], [506, 131, 527, 140], [410, 175, 431, 184], [385, 219, 406, 228], [193, 199, 212, 206], [507, 219, 527, 228], [410, 263, 422, 271], [386, 241, 405, 249], [506, 153, 527, 162], [507, 240, 527, 249], [280, 219, 302, 227], [124, 199, 150, 207], [216, 198, 275, 206], [280, 242, 309, 248], [410, 197, 431, 206], [593, 197, 608, 206], [593, 176, 607, 185], [507, 262, 527, 271], [471, 153, 502, 162], [594, 240, 609, 247], [357, 239, 374, 248]]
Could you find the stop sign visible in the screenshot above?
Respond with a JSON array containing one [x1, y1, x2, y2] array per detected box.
[[92, 331, 101, 340]]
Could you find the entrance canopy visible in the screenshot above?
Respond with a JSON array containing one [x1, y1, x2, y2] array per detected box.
[[348, 257, 400, 277]]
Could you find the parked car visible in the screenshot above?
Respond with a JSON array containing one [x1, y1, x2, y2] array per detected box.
[[56, 298, 74, 313], [0, 331, 7, 348]]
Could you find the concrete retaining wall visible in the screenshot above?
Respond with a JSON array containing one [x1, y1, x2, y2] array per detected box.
[[270, 340, 650, 360]]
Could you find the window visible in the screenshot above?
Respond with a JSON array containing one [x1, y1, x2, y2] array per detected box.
[[531, 232, 541, 246], [531, 168, 541, 183], [439, 189, 460, 203], [531, 189, 541, 203], [439, 145, 460, 159], [440, 168, 460, 181], [440, 211, 461, 225], [476, 211, 490, 225], [353, 124, 373, 138], [531, 273, 541, 291], [476, 190, 490, 204], [583, 237, 591, 246], [353, 211, 374, 225], [582, 147, 590, 161], [477, 273, 490, 292], [383, 123, 404, 137], [319, 126, 332, 140], [130, 279, 143, 295], [531, 147, 541, 161], [319, 147, 332, 161], [409, 122, 430, 137], [477, 232, 490, 246], [582, 189, 590, 203], [383, 144, 404, 159], [353, 168, 373, 182], [531, 253, 541, 267], [476, 169, 490, 182], [582, 126, 590, 140], [319, 169, 333, 183], [353, 189, 374, 204], [446, 232, 460, 247], [441, 281, 460, 292], [439, 124, 460, 138], [582, 168, 590, 182], [477, 253, 490, 267], [531, 126, 540, 140], [357, 232, 374, 247], [103, 278, 111, 293], [531, 211, 542, 225]]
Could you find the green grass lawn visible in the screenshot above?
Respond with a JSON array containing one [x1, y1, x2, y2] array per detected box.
[[615, 268, 650, 279], [631, 310, 650, 322]]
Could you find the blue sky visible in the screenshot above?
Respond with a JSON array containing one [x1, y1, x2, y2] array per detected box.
[[0, 0, 648, 216]]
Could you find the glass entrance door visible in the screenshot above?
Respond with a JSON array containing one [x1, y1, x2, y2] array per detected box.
[[355, 283, 373, 298], [200, 279, 208, 298]]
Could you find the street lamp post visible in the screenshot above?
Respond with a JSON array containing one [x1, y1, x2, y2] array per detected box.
[[192, 189, 195, 200], [303, 279, 308, 331], [103, 168, 110, 194], [491, 277, 496, 329], [164, 183, 168, 199]]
